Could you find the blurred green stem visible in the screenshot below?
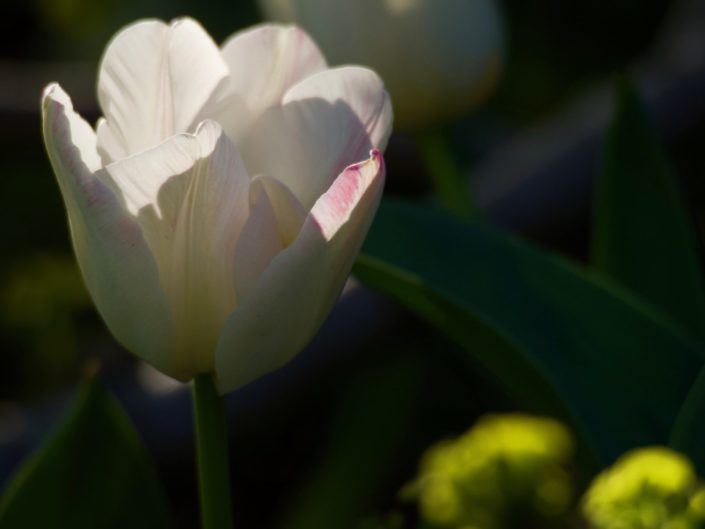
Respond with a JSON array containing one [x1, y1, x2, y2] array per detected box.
[[193, 374, 233, 529], [416, 129, 476, 219]]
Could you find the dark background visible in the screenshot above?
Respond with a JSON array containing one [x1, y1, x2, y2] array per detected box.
[[1, 0, 704, 527]]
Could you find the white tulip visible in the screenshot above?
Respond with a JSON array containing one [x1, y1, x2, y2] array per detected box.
[[42, 19, 393, 393], [259, 0, 504, 130]]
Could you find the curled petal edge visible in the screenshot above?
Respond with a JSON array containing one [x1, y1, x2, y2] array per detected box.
[[42, 83, 180, 379], [214, 149, 385, 393]]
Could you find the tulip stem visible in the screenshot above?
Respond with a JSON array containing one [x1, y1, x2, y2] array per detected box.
[[417, 129, 476, 219], [193, 374, 233, 529]]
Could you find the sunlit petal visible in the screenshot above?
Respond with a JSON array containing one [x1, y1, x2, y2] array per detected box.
[[219, 24, 327, 140], [96, 18, 230, 162], [215, 150, 384, 392], [103, 120, 250, 376], [238, 66, 392, 209], [42, 83, 176, 376]]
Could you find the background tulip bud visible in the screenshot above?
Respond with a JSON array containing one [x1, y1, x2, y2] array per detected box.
[[259, 0, 505, 130]]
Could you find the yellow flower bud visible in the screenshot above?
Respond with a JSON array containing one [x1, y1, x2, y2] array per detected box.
[[413, 414, 574, 528], [582, 447, 705, 529]]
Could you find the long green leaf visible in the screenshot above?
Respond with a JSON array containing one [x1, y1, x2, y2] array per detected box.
[[590, 79, 705, 472], [355, 200, 704, 466], [591, 78, 705, 341], [0, 377, 173, 529], [670, 367, 705, 474]]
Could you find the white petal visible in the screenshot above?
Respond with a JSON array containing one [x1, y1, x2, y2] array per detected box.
[[214, 150, 385, 393], [232, 187, 283, 304], [96, 18, 229, 162], [219, 24, 327, 139], [238, 66, 393, 209], [103, 120, 250, 377], [232, 175, 306, 303], [42, 83, 176, 377], [251, 175, 307, 246]]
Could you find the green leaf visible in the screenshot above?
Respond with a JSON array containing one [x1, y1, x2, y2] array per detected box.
[[0, 377, 173, 529], [355, 200, 705, 466], [670, 366, 705, 474], [591, 78, 705, 341]]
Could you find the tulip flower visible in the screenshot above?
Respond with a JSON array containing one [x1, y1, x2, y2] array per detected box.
[[259, 0, 504, 130], [42, 18, 393, 394]]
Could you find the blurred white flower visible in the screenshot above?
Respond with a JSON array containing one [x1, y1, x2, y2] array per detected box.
[[42, 18, 392, 393], [259, 0, 504, 130]]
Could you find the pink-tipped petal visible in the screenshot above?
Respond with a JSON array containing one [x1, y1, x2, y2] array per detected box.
[[42, 83, 176, 376], [96, 18, 230, 162], [214, 150, 385, 393], [237, 66, 393, 209]]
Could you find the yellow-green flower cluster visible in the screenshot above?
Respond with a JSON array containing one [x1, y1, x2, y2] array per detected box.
[[582, 447, 705, 529], [413, 414, 574, 529]]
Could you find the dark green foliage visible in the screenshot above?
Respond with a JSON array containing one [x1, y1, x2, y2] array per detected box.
[[0, 377, 173, 529], [356, 200, 704, 466]]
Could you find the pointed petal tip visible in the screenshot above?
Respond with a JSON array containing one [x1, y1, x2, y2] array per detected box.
[[41, 83, 70, 110], [354, 148, 385, 178], [169, 16, 201, 29], [193, 118, 223, 135], [42, 82, 59, 99]]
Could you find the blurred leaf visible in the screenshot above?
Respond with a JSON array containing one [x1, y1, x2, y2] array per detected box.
[[416, 129, 475, 219], [590, 79, 705, 473], [355, 200, 705, 466], [281, 355, 424, 529], [0, 377, 173, 529], [591, 78, 705, 341], [670, 365, 705, 474]]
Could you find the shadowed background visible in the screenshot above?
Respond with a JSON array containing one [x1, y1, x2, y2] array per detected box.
[[1, 0, 704, 527]]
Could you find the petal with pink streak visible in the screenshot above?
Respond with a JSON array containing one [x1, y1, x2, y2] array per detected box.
[[214, 150, 385, 393], [237, 66, 393, 210]]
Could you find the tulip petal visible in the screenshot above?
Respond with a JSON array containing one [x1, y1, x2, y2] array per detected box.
[[214, 149, 385, 393], [96, 18, 229, 162], [232, 175, 307, 303], [219, 24, 327, 140], [103, 120, 250, 377], [238, 66, 393, 209], [232, 187, 283, 304], [42, 83, 177, 377], [251, 175, 307, 246]]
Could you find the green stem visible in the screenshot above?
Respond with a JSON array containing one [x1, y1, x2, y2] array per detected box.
[[193, 374, 233, 529], [416, 129, 476, 219]]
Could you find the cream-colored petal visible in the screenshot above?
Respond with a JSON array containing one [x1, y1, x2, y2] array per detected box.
[[96, 18, 230, 162], [219, 24, 327, 140], [42, 83, 177, 377], [215, 150, 385, 393], [250, 175, 307, 246], [232, 187, 283, 304], [102, 120, 250, 377], [232, 175, 307, 303], [238, 66, 393, 209]]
